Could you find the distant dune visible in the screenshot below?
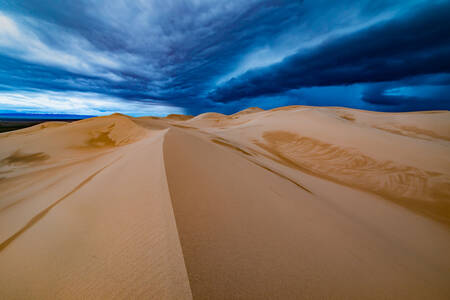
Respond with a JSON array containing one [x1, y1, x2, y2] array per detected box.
[[1, 106, 449, 299]]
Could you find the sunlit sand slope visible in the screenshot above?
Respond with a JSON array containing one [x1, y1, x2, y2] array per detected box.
[[186, 106, 450, 224], [0, 107, 449, 299], [0, 116, 191, 299]]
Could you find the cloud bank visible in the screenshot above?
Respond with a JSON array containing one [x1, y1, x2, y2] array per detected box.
[[0, 0, 448, 116]]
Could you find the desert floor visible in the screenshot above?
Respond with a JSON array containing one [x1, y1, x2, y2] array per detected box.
[[1, 106, 449, 299]]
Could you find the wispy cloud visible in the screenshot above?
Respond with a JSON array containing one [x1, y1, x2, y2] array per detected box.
[[0, 13, 127, 81], [0, 90, 185, 116]]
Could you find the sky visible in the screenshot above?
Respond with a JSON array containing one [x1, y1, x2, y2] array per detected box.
[[0, 0, 449, 117]]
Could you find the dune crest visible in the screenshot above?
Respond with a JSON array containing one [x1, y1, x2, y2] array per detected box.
[[1, 106, 450, 299], [232, 106, 264, 115]]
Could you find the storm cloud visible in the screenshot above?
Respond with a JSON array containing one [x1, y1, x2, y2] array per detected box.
[[210, 2, 450, 102], [0, 0, 448, 116]]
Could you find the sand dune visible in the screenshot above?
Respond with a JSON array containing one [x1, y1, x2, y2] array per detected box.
[[0, 106, 449, 299]]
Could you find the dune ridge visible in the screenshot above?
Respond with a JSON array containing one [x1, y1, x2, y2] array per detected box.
[[1, 106, 449, 299]]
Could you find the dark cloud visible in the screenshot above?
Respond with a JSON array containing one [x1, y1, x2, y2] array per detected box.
[[360, 79, 450, 111], [210, 2, 450, 104], [362, 84, 406, 106], [0, 0, 448, 115]]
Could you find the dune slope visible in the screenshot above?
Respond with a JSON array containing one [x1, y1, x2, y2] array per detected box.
[[0, 118, 191, 299], [163, 127, 450, 299], [0, 106, 449, 299]]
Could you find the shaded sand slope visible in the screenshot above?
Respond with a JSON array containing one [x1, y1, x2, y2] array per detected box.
[[0, 107, 450, 299], [164, 127, 450, 299]]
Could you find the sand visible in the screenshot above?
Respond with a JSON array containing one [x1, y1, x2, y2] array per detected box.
[[0, 106, 449, 299]]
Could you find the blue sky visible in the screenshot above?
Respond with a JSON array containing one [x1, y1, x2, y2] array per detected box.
[[0, 0, 449, 116]]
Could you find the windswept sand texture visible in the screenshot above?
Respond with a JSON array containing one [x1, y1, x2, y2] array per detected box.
[[1, 107, 450, 299]]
